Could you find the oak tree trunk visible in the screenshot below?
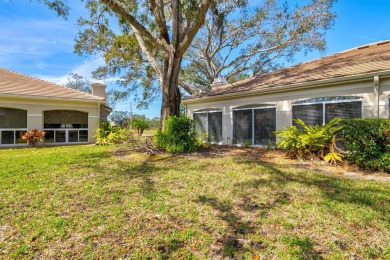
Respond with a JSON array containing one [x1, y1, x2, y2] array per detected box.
[[160, 55, 182, 129]]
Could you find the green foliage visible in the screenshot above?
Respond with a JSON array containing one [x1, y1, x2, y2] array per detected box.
[[155, 116, 198, 153], [242, 140, 251, 148], [131, 118, 149, 136], [71, 0, 215, 112], [181, 0, 335, 92], [108, 110, 130, 127], [275, 118, 343, 164], [94, 122, 128, 145], [64, 73, 91, 94], [340, 119, 390, 172], [22, 129, 45, 147]]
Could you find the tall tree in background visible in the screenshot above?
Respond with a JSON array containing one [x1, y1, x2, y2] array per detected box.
[[180, 0, 336, 93], [64, 72, 115, 107], [108, 110, 131, 127], [65, 73, 92, 94]]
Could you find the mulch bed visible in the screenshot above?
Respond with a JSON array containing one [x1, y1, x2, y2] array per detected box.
[[184, 145, 390, 182]]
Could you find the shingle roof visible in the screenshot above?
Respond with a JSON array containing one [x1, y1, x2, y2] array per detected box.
[[0, 68, 104, 101], [185, 40, 390, 100]]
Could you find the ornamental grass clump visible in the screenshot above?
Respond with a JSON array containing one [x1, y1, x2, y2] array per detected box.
[[22, 129, 45, 147], [275, 118, 343, 164]]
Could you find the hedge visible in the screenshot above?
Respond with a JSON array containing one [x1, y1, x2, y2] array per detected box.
[[340, 119, 390, 172]]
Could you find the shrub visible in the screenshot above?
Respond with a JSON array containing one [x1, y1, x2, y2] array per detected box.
[[22, 129, 45, 147], [275, 118, 343, 164], [94, 121, 128, 145], [131, 118, 149, 136], [155, 116, 198, 153], [340, 119, 390, 172]]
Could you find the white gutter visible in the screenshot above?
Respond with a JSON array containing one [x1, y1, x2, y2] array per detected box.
[[182, 70, 390, 105]]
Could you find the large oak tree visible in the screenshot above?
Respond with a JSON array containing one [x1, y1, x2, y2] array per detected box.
[[41, 0, 334, 128]]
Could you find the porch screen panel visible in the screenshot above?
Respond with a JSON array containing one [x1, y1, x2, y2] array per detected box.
[[325, 101, 362, 123], [233, 110, 252, 144], [0, 108, 27, 128], [254, 108, 276, 145], [193, 113, 207, 138], [44, 110, 88, 128], [208, 112, 222, 142], [292, 104, 323, 126]]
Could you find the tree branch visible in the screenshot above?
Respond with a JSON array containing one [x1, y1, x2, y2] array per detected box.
[[150, 0, 170, 45], [171, 0, 180, 50], [102, 0, 169, 53], [129, 25, 163, 81], [179, 81, 194, 94], [178, 0, 212, 57]]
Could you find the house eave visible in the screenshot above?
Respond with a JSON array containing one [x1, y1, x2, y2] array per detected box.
[[182, 70, 390, 105], [0, 93, 105, 103]]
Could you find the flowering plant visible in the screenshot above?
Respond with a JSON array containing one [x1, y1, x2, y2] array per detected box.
[[22, 129, 45, 147]]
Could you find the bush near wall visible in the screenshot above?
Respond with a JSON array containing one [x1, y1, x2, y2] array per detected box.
[[275, 118, 343, 164], [155, 116, 198, 153], [340, 119, 390, 172], [94, 122, 129, 145]]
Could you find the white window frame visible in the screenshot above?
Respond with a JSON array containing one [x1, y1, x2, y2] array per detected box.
[[292, 97, 363, 125], [232, 105, 276, 145], [193, 109, 223, 143], [0, 129, 28, 146], [43, 129, 89, 144]]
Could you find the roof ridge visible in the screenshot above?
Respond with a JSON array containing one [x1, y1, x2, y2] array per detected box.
[[185, 39, 390, 100], [0, 67, 104, 100], [339, 39, 390, 53], [229, 39, 390, 87]]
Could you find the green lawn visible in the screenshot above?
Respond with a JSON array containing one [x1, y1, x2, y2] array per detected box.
[[0, 145, 389, 259]]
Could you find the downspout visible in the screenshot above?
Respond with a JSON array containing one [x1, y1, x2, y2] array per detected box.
[[98, 102, 101, 122], [373, 76, 380, 118]]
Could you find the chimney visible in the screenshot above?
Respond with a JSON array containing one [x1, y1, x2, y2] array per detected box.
[[91, 80, 106, 99], [210, 77, 228, 88]]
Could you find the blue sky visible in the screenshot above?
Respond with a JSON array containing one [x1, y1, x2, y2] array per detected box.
[[1, 0, 390, 118]]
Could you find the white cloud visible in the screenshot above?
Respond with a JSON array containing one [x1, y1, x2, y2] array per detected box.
[[0, 18, 76, 65], [36, 57, 106, 85]]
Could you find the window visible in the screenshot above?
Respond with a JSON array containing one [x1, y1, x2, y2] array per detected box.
[[233, 104, 276, 145], [254, 108, 276, 145], [0, 107, 27, 145], [292, 96, 362, 126], [44, 110, 88, 143], [233, 109, 252, 144], [193, 110, 222, 143]]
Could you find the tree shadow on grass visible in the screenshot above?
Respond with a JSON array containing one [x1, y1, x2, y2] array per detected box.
[[281, 235, 324, 260], [195, 195, 255, 257], [157, 238, 185, 259], [233, 158, 390, 218], [194, 191, 321, 258]]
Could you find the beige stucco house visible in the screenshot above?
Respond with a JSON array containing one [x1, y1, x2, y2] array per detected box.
[[0, 68, 111, 147], [183, 41, 390, 145]]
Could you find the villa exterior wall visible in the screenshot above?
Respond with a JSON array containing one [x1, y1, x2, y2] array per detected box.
[[0, 97, 101, 146], [185, 76, 390, 145]]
